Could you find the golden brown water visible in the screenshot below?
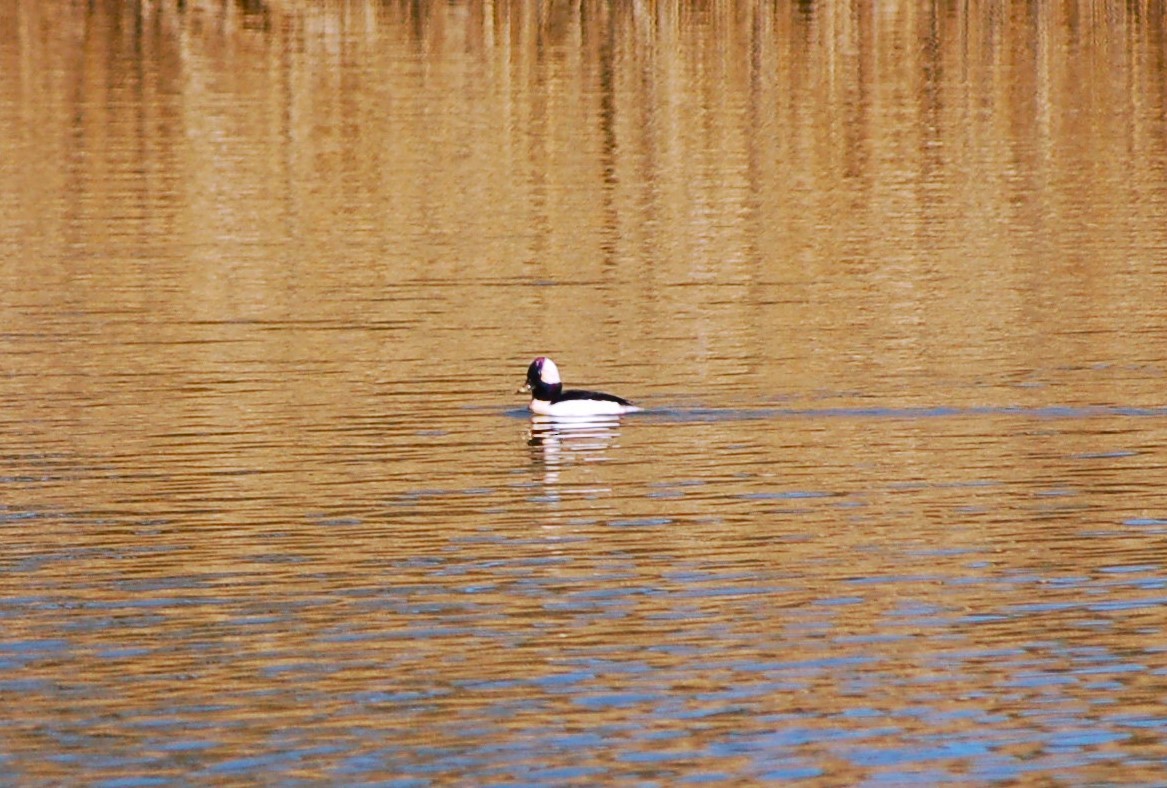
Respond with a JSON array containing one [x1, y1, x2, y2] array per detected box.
[[3, 0, 1167, 782]]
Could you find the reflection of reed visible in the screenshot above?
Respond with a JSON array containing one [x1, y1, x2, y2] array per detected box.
[[11, 0, 1165, 412], [3, 0, 1166, 539]]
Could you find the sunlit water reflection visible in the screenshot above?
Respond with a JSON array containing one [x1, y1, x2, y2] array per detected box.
[[3, 0, 1167, 783]]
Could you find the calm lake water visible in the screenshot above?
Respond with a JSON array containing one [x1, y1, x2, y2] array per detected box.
[[4, 0, 1167, 782]]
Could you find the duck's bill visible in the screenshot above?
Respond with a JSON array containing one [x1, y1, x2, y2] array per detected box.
[[515, 383, 531, 395]]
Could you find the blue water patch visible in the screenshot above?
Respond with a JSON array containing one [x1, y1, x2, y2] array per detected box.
[[758, 765, 825, 780], [1072, 450, 1139, 459], [1099, 564, 1160, 574], [813, 596, 865, 607], [1048, 729, 1130, 748], [0, 678, 56, 693], [1111, 714, 1167, 729], [572, 691, 662, 710], [736, 491, 833, 501], [608, 517, 672, 528], [1124, 517, 1167, 527], [95, 777, 172, 787], [207, 746, 332, 777], [309, 516, 363, 527], [532, 670, 596, 689], [528, 765, 608, 781], [0, 638, 71, 661], [909, 547, 978, 559], [156, 739, 218, 753], [1090, 597, 1167, 612]]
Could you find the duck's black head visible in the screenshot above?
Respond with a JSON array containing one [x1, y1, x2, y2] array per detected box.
[[524, 356, 563, 401]]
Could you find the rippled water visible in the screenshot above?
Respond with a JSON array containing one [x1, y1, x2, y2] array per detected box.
[[4, 0, 1167, 782]]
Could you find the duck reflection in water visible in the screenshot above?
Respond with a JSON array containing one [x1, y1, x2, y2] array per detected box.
[[527, 414, 624, 486], [527, 414, 622, 454]]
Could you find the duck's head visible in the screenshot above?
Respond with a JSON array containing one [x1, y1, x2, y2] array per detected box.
[[516, 356, 562, 399]]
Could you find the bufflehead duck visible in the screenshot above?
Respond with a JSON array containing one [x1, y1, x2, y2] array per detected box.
[[517, 357, 641, 417]]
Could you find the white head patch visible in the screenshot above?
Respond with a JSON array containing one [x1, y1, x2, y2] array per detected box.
[[540, 357, 561, 385]]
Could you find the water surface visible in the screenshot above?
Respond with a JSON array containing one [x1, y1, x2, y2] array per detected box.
[[3, 0, 1167, 782]]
